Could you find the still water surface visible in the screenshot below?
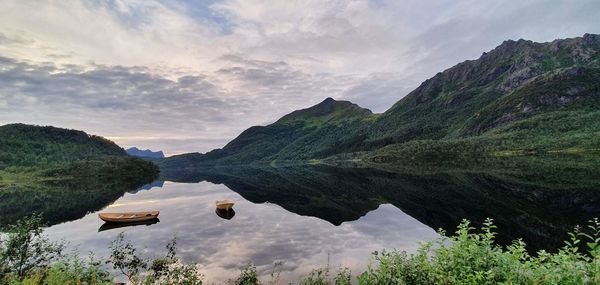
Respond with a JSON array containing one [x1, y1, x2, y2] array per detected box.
[[14, 161, 600, 283], [44, 180, 438, 283]]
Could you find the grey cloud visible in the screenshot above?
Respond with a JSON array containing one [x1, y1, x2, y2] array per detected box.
[[44, 52, 74, 60], [216, 53, 362, 107], [0, 31, 35, 45], [219, 54, 288, 69], [3, 0, 600, 154], [0, 58, 225, 113], [342, 73, 413, 113], [0, 57, 236, 153], [0, 55, 398, 154]]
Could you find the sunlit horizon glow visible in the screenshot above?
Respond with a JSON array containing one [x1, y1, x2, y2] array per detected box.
[[1, 0, 599, 155]]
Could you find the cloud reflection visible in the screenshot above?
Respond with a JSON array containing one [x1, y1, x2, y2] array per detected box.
[[44, 181, 438, 283]]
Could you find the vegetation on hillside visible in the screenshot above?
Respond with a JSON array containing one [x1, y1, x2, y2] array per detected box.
[[0, 124, 160, 228], [161, 97, 376, 167], [0, 123, 159, 181], [2, 216, 600, 284], [164, 34, 600, 167]]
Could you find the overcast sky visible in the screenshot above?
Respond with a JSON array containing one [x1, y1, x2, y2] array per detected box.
[[1, 0, 599, 155]]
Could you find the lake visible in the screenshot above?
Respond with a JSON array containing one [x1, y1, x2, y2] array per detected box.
[[3, 158, 600, 283], [44, 180, 437, 283]]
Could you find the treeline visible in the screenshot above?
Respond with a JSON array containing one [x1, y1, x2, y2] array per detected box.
[[0, 124, 124, 168], [367, 109, 600, 164], [0, 124, 158, 181]]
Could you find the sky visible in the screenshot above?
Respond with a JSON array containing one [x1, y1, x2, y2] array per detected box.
[[1, 0, 599, 155]]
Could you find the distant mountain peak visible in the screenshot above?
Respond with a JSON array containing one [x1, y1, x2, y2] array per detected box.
[[126, 147, 165, 159], [583, 33, 600, 41], [321, 96, 336, 104], [275, 97, 372, 125], [392, 33, 600, 111]]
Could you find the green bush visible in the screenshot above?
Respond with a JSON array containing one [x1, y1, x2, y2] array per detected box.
[[232, 264, 260, 285], [106, 233, 204, 285], [298, 267, 352, 285], [358, 218, 600, 285], [0, 216, 112, 285], [0, 215, 64, 279]]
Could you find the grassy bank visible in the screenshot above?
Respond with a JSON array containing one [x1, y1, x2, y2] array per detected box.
[[1, 217, 600, 284]]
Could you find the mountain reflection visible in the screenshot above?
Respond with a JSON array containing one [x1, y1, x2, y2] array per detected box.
[[0, 174, 155, 228], [3, 155, 600, 254], [160, 157, 600, 252]]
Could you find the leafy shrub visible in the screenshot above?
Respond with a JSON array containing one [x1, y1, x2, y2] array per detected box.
[[0, 215, 112, 285], [358, 218, 600, 285], [232, 264, 260, 285], [299, 267, 352, 285], [0, 215, 64, 279], [107, 233, 203, 285]]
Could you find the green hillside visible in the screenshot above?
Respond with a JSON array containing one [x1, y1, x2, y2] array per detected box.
[[164, 34, 600, 167], [162, 97, 375, 167], [0, 123, 159, 181], [368, 67, 600, 164]]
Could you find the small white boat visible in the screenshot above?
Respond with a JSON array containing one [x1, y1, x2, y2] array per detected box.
[[216, 199, 234, 210]]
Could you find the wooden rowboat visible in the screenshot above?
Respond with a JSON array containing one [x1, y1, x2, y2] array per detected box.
[[216, 200, 234, 210], [98, 211, 160, 223]]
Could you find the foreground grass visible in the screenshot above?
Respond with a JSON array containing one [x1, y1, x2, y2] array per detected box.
[[1, 217, 600, 284]]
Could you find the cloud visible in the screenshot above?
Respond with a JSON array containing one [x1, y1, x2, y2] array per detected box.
[[0, 57, 233, 153], [0, 0, 599, 153], [0, 56, 361, 155]]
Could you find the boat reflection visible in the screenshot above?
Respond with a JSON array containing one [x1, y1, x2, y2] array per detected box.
[[98, 218, 160, 232], [215, 208, 235, 220]]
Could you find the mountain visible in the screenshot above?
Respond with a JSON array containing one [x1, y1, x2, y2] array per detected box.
[[162, 97, 375, 167], [126, 147, 165, 159], [164, 34, 600, 167], [365, 34, 600, 163], [0, 123, 159, 180]]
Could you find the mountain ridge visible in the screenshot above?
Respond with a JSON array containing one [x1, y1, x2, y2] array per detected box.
[[126, 147, 165, 159], [164, 33, 600, 168]]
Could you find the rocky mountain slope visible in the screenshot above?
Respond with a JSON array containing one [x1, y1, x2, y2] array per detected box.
[[165, 34, 600, 167]]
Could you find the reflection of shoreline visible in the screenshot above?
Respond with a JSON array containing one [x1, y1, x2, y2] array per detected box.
[[0, 174, 156, 229], [159, 162, 600, 252]]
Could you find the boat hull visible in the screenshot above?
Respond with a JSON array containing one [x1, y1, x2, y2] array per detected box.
[[98, 211, 160, 223]]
